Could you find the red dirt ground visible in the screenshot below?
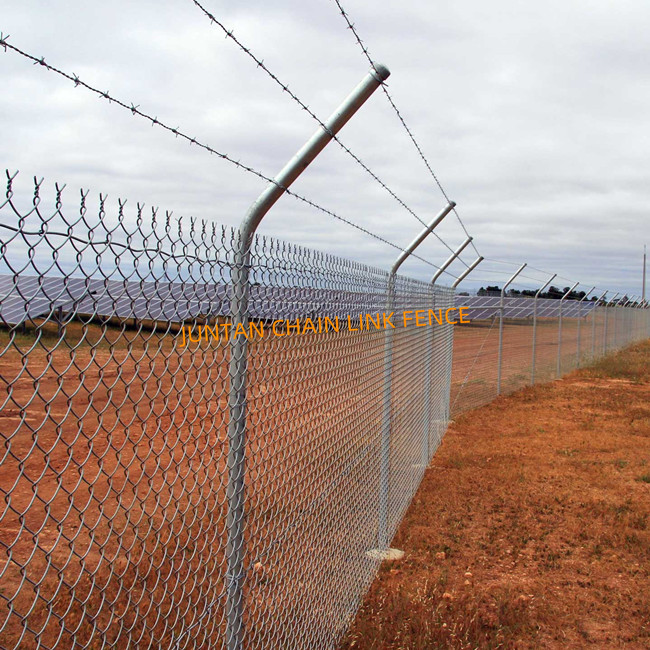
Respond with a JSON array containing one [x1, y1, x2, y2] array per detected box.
[[341, 340, 650, 649], [1, 320, 646, 648]]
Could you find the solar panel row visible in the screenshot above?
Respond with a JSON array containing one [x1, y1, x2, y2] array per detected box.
[[456, 295, 597, 320], [0, 273, 601, 327]]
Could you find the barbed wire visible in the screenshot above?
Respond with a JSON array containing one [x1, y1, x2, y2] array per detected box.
[[484, 258, 577, 285], [0, 34, 457, 277], [329, 0, 480, 260], [186, 0, 467, 264], [470, 265, 611, 297], [475, 266, 574, 287], [475, 267, 529, 279]]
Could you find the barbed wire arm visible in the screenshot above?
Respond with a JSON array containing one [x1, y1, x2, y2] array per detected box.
[[451, 255, 484, 289], [431, 236, 473, 284], [225, 64, 389, 650]]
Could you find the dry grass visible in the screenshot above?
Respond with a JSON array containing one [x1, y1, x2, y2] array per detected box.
[[341, 340, 650, 649]]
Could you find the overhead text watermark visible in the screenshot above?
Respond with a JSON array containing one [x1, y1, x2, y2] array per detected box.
[[179, 307, 471, 346]]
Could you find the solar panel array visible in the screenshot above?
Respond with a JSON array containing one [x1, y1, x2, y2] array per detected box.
[[454, 294, 598, 321], [0, 273, 599, 327]]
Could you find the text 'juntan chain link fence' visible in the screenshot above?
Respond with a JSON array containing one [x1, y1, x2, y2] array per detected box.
[[0, 174, 457, 649]]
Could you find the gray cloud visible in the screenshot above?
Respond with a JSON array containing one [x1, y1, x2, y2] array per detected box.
[[0, 0, 648, 296]]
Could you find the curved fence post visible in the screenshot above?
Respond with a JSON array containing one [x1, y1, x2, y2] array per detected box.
[[375, 200, 455, 555], [426, 236, 473, 447], [603, 292, 619, 355], [576, 286, 594, 367], [557, 282, 579, 377], [592, 291, 607, 359], [496, 263, 526, 395], [226, 63, 390, 650], [531, 273, 556, 385]]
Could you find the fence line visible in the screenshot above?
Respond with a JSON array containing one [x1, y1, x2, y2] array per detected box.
[[0, 175, 648, 650], [2, 17, 647, 650], [450, 295, 649, 417], [0, 176, 457, 650]]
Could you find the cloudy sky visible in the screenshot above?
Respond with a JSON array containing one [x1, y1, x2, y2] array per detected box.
[[0, 0, 648, 296]]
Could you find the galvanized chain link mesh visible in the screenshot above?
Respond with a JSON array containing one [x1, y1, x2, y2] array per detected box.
[[0, 174, 457, 649]]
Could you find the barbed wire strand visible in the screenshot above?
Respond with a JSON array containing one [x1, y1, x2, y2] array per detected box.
[[471, 267, 570, 287], [454, 255, 621, 299], [186, 0, 469, 265], [330, 0, 480, 259], [0, 34, 457, 277], [485, 258, 577, 285]]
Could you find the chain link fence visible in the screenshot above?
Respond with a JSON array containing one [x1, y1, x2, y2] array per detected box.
[[0, 175, 456, 649], [450, 295, 650, 416], [0, 174, 648, 649]]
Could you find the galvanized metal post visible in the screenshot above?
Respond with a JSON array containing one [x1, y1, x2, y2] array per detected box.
[[531, 273, 556, 385], [623, 296, 634, 346], [226, 63, 390, 650], [557, 282, 579, 377], [447, 254, 483, 424], [422, 236, 472, 462], [376, 200, 455, 554], [592, 290, 607, 359], [431, 236, 473, 285], [576, 286, 594, 367], [423, 282, 439, 456], [603, 292, 619, 354], [496, 263, 526, 395], [611, 293, 621, 350], [451, 255, 484, 289], [612, 295, 622, 349], [639, 299, 643, 338]]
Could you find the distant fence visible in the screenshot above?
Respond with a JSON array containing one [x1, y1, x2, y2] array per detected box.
[[0, 178, 648, 650], [449, 296, 649, 415]]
